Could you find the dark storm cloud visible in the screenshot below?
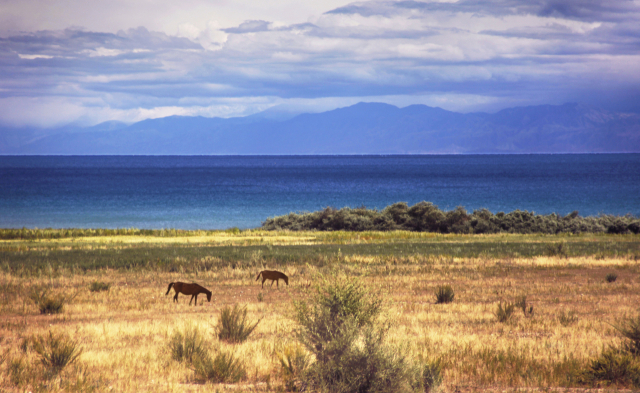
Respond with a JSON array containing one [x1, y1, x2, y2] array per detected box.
[[329, 0, 640, 23]]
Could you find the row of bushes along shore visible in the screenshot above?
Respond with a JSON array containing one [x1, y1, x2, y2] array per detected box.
[[261, 202, 640, 234]]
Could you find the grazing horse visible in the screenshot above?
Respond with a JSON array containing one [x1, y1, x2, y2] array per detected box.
[[255, 270, 289, 288], [165, 282, 212, 306]]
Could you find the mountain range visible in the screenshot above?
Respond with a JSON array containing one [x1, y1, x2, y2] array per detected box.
[[1, 102, 639, 154]]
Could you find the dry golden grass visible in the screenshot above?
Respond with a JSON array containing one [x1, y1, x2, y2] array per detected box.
[[0, 234, 639, 392]]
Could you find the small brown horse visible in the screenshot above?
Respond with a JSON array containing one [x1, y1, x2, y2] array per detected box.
[[166, 282, 212, 306], [256, 270, 289, 288]]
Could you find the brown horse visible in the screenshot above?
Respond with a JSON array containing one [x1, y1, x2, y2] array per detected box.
[[166, 282, 212, 306], [256, 270, 289, 288]]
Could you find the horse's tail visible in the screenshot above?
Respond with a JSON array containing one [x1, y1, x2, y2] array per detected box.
[[255, 271, 263, 281], [166, 282, 174, 295]]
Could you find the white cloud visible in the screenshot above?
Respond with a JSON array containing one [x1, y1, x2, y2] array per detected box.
[[17, 54, 54, 59], [1, 0, 639, 127]]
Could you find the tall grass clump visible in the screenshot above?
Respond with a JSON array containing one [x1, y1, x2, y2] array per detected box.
[[558, 310, 579, 327], [615, 315, 640, 356], [29, 287, 65, 314], [278, 344, 309, 392], [192, 351, 247, 384], [421, 359, 443, 393], [606, 273, 618, 283], [215, 304, 261, 343], [32, 331, 83, 374], [435, 285, 454, 304], [582, 315, 640, 388], [8, 356, 32, 387], [293, 275, 423, 393], [495, 302, 516, 323], [515, 295, 533, 317], [582, 349, 640, 387], [89, 281, 110, 292], [168, 325, 207, 364]]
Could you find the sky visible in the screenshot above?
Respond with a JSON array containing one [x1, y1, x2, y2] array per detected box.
[[1, 0, 639, 128]]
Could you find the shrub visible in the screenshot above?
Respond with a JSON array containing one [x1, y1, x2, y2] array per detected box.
[[261, 201, 638, 234], [293, 276, 418, 393], [558, 310, 579, 327], [169, 325, 206, 364], [421, 359, 443, 393], [606, 273, 618, 283], [309, 275, 382, 328], [215, 304, 261, 343], [495, 302, 515, 323], [9, 356, 31, 386], [32, 331, 83, 374], [225, 227, 241, 235], [192, 351, 246, 384], [29, 287, 65, 314], [278, 344, 309, 392], [515, 295, 533, 317], [89, 281, 110, 292], [615, 315, 640, 356], [38, 297, 65, 314], [582, 348, 640, 387], [435, 285, 454, 304], [257, 292, 264, 302]]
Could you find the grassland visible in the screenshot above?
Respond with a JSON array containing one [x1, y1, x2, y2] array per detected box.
[[0, 230, 639, 392]]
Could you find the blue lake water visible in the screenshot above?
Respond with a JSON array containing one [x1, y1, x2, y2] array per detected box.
[[1, 155, 639, 229]]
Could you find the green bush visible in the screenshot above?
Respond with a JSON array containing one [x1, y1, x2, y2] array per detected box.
[[192, 351, 246, 384], [225, 227, 241, 235], [293, 276, 419, 393], [32, 331, 83, 374], [615, 315, 640, 356], [606, 273, 618, 283], [582, 348, 640, 387], [169, 325, 206, 364], [434, 285, 454, 304], [89, 281, 110, 292], [495, 302, 515, 323], [215, 304, 261, 344], [261, 202, 639, 234]]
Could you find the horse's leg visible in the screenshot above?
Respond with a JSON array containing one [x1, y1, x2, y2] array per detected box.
[[174, 293, 178, 303], [271, 279, 275, 287], [262, 277, 266, 288], [189, 295, 194, 305], [194, 294, 198, 306]]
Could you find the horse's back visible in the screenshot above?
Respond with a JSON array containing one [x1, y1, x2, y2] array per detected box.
[[263, 270, 287, 279], [173, 282, 205, 294]]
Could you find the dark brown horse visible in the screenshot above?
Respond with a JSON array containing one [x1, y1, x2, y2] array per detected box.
[[166, 282, 212, 306], [256, 270, 289, 288]]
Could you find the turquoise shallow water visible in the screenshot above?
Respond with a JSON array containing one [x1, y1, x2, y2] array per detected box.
[[1, 154, 638, 229]]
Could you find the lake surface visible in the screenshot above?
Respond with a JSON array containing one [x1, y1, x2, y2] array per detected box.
[[1, 155, 639, 229]]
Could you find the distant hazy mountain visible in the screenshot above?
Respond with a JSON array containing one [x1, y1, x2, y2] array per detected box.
[[2, 103, 639, 154]]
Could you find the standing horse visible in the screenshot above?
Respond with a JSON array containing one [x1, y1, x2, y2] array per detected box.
[[166, 282, 212, 306], [255, 270, 289, 288]]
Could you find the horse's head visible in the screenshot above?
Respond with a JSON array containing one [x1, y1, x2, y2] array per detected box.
[[284, 276, 289, 286], [206, 291, 212, 302]]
